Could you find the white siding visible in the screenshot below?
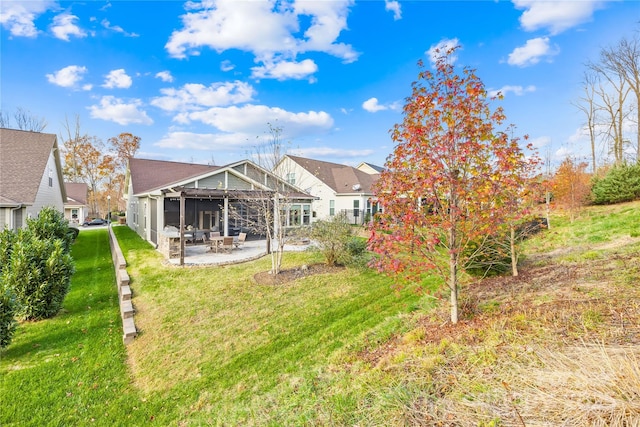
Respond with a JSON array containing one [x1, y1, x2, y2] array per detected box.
[[26, 151, 65, 221]]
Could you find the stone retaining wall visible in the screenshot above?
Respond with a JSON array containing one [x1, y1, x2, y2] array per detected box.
[[108, 226, 138, 345]]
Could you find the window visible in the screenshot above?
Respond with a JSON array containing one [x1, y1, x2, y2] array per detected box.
[[48, 168, 53, 187], [71, 209, 78, 219], [329, 200, 335, 216], [286, 172, 296, 185], [353, 199, 360, 217]]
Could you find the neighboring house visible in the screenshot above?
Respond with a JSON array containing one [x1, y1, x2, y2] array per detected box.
[[356, 161, 385, 175], [124, 157, 314, 250], [274, 155, 382, 224], [64, 182, 89, 225], [0, 128, 66, 231]]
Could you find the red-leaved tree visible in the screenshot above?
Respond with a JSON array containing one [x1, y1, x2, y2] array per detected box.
[[368, 47, 540, 324]]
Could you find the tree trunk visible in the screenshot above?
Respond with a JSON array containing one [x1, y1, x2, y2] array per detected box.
[[510, 225, 519, 277], [449, 249, 459, 324]]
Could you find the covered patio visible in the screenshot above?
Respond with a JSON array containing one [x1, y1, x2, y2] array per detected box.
[[165, 237, 311, 266]]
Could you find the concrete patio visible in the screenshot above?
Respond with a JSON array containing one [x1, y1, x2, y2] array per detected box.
[[166, 238, 312, 266]]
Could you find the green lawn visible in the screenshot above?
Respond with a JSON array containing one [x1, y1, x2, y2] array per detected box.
[[2, 201, 639, 426], [2, 226, 426, 425]]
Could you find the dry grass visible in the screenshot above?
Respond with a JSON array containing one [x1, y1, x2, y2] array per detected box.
[[346, 203, 640, 426]]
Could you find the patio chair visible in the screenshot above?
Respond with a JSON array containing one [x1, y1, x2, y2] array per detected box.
[[221, 236, 234, 253], [234, 232, 247, 249]]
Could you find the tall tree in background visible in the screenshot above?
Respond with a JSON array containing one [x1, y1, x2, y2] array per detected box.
[[600, 33, 640, 161], [552, 157, 592, 222], [107, 132, 141, 210], [573, 72, 600, 174], [368, 47, 539, 324]]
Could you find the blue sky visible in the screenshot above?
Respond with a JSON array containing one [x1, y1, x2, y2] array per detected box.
[[1, 0, 638, 168]]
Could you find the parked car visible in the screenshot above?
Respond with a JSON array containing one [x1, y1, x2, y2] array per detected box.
[[82, 218, 108, 227]]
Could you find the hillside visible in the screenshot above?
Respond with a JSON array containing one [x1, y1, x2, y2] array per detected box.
[[354, 201, 640, 425]]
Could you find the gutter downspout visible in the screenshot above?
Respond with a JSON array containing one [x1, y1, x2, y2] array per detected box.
[[9, 204, 24, 231]]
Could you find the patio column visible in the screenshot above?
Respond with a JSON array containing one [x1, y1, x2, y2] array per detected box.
[[179, 192, 185, 266], [223, 195, 229, 236]]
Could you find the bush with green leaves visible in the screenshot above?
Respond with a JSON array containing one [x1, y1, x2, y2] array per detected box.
[[0, 229, 18, 348], [26, 206, 75, 252], [0, 284, 18, 349], [309, 214, 356, 266], [590, 163, 640, 205], [4, 228, 75, 320]]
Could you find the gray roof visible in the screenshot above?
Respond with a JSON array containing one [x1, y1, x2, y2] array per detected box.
[[0, 128, 66, 206], [64, 182, 88, 205], [128, 158, 219, 195], [286, 155, 380, 194]]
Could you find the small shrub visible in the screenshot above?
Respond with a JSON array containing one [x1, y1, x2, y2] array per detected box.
[[5, 229, 75, 320], [309, 214, 354, 266], [27, 206, 75, 253]]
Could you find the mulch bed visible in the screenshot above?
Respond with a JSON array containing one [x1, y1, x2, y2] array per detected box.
[[254, 263, 345, 285]]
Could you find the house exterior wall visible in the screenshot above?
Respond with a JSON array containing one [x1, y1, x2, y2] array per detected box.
[[274, 157, 327, 222], [26, 151, 65, 223], [274, 157, 375, 222], [64, 205, 87, 225]]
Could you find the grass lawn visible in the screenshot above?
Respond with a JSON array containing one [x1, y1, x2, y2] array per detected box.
[[2, 201, 639, 426]]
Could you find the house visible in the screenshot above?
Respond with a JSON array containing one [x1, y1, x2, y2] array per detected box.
[[64, 182, 89, 225], [124, 157, 315, 255], [0, 128, 66, 231], [274, 155, 382, 224]]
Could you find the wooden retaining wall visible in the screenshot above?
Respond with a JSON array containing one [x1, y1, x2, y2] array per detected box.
[[108, 226, 137, 345]]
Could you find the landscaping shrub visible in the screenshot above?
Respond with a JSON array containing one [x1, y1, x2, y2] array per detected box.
[[590, 163, 640, 205], [0, 229, 18, 348], [345, 236, 370, 267], [0, 284, 18, 349], [26, 206, 75, 252], [4, 229, 75, 320], [309, 214, 355, 266]]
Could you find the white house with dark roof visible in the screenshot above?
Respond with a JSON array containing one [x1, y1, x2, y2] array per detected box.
[[0, 128, 66, 231], [64, 182, 89, 225], [124, 157, 315, 250], [274, 155, 382, 224]]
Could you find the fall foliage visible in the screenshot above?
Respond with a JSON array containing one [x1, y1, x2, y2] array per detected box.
[[552, 157, 592, 222], [368, 47, 540, 324]]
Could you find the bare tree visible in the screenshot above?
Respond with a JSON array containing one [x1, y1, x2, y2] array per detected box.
[[230, 125, 310, 275], [593, 72, 632, 164], [600, 33, 640, 161], [0, 107, 47, 131], [572, 72, 601, 173]]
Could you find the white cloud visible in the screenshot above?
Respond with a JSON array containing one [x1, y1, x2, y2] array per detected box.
[[50, 13, 86, 41], [291, 146, 374, 158], [102, 69, 133, 89], [385, 0, 402, 20], [101, 18, 139, 37], [513, 0, 607, 35], [155, 71, 174, 83], [488, 85, 536, 98], [426, 38, 460, 65], [251, 59, 318, 81], [0, 0, 53, 38], [155, 131, 252, 150], [507, 37, 558, 67], [181, 104, 334, 138], [165, 0, 358, 81], [88, 96, 153, 125], [46, 65, 90, 89], [362, 97, 401, 113], [151, 81, 255, 112], [220, 60, 235, 72]]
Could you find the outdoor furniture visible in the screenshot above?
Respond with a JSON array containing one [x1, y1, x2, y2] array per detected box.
[[206, 234, 224, 252], [234, 232, 247, 248], [220, 236, 234, 253]]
